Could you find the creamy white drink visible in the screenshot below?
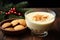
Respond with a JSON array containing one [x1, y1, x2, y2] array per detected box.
[[25, 12, 55, 33]]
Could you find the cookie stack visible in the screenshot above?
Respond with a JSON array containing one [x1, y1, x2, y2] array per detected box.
[[2, 19, 26, 31]]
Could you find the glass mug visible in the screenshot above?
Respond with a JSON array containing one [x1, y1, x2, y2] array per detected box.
[[25, 8, 56, 37]]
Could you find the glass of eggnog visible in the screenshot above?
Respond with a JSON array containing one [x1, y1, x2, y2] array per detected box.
[[25, 8, 56, 37]]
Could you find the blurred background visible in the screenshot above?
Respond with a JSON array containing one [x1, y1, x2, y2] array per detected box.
[[0, 0, 60, 7]]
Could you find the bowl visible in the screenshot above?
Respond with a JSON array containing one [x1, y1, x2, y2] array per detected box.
[[0, 18, 28, 36]]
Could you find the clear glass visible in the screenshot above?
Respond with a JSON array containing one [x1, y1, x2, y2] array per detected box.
[[25, 8, 56, 37]]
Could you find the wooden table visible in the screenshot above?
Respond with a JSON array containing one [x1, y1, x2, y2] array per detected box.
[[0, 8, 60, 40]]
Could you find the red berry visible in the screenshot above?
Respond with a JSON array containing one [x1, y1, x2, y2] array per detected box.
[[14, 12, 17, 14], [10, 11, 14, 13], [18, 13, 21, 16], [10, 8, 13, 10], [13, 8, 16, 11], [6, 13, 8, 15], [8, 12, 10, 14]]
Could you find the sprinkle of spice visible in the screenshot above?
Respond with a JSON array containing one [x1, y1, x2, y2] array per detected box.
[[33, 14, 48, 21]]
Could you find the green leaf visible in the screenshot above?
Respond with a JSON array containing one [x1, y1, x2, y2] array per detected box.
[[15, 1, 28, 8], [18, 16, 25, 19], [4, 3, 13, 11], [8, 14, 24, 19], [4, 3, 13, 8], [16, 8, 32, 15], [0, 12, 6, 21]]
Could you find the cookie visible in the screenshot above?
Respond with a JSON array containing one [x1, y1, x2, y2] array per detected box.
[[18, 19, 26, 26], [11, 19, 19, 26], [2, 22, 11, 28], [14, 25, 25, 30], [4, 28, 14, 31]]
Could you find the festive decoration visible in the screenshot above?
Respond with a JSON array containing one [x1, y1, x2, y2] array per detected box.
[[0, 1, 28, 11], [0, 1, 32, 22], [0, 8, 32, 22]]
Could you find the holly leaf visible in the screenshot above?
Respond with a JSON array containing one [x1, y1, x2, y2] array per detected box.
[[16, 8, 32, 17], [4, 3, 13, 11], [15, 1, 28, 8], [8, 14, 24, 19], [18, 16, 25, 19], [0, 12, 6, 21]]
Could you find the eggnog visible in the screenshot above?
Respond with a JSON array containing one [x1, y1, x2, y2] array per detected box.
[[25, 12, 55, 33]]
